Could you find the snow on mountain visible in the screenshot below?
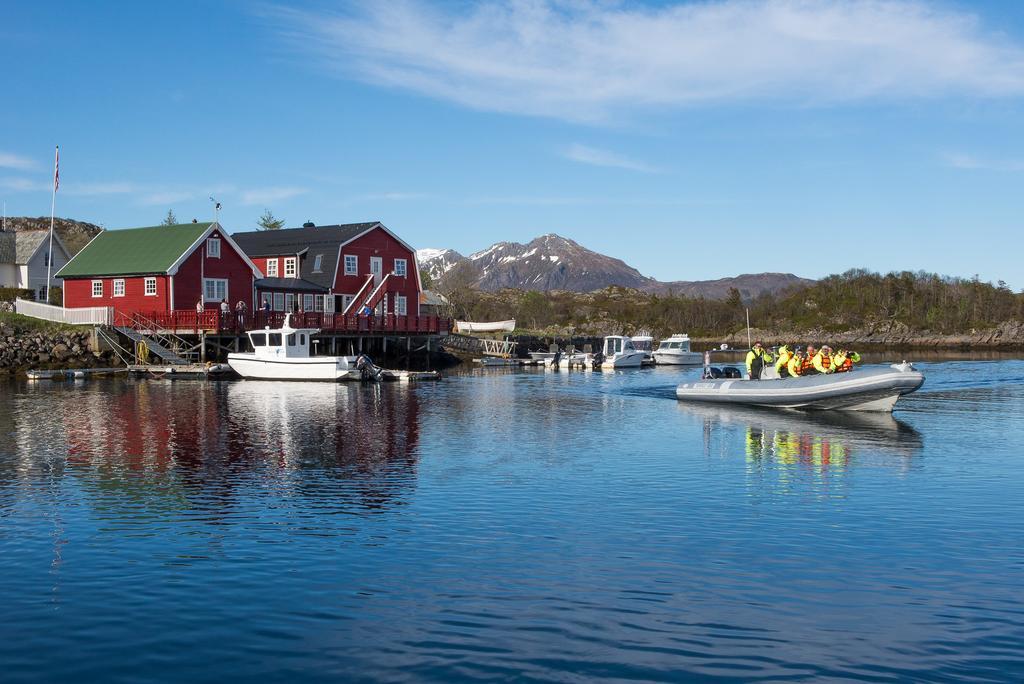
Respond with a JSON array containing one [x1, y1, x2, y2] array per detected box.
[[416, 248, 466, 282], [420, 233, 811, 298]]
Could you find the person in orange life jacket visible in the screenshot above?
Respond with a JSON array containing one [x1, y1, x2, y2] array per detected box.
[[774, 344, 794, 378], [800, 344, 818, 375], [832, 349, 862, 373], [787, 347, 806, 377], [812, 345, 835, 374], [745, 341, 774, 380]]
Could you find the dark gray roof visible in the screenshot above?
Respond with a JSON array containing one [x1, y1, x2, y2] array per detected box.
[[254, 277, 328, 293], [232, 223, 380, 289], [0, 230, 50, 265]]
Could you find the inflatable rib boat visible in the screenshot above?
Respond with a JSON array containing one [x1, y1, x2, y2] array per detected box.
[[675, 363, 925, 412]]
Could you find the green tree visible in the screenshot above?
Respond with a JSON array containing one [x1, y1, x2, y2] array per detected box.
[[161, 209, 177, 226], [419, 267, 435, 290], [257, 209, 285, 230]]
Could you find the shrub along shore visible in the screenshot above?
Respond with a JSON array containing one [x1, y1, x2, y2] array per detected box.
[[442, 269, 1024, 349]]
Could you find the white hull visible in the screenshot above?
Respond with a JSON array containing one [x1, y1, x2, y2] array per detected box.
[[227, 353, 360, 381], [653, 350, 704, 365], [455, 319, 516, 333], [601, 351, 646, 368]]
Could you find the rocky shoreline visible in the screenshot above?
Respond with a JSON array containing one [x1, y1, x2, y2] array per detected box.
[[708, 320, 1024, 350], [0, 325, 120, 374]]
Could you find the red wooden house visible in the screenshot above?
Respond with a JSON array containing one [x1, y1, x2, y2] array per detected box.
[[57, 222, 261, 322], [232, 221, 422, 317]]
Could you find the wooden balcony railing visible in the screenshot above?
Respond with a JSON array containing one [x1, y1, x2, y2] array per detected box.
[[114, 310, 451, 336]]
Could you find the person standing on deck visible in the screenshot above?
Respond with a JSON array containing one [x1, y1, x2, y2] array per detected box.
[[745, 341, 774, 380], [235, 300, 247, 329]]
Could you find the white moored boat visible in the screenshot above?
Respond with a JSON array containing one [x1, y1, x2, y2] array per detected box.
[[676, 362, 925, 412], [600, 336, 646, 368], [652, 334, 703, 365], [630, 332, 654, 364], [227, 314, 361, 381], [455, 319, 516, 333]]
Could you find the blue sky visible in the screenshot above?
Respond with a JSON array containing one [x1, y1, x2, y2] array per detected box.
[[2, 0, 1023, 288]]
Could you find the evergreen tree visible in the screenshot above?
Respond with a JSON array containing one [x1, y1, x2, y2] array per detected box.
[[257, 209, 285, 230], [162, 209, 178, 226]]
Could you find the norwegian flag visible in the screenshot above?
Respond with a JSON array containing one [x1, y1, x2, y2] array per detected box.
[[53, 146, 59, 192]]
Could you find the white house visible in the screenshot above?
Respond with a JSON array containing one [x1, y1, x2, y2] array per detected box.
[[0, 230, 71, 300]]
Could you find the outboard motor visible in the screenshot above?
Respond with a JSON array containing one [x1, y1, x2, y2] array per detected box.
[[592, 352, 604, 368], [356, 354, 383, 382], [551, 351, 562, 369], [703, 366, 724, 379]]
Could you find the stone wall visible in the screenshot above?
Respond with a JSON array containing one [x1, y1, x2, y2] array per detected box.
[[0, 325, 118, 373]]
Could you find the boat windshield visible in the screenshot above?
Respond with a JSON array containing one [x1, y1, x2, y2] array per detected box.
[[250, 333, 266, 347]]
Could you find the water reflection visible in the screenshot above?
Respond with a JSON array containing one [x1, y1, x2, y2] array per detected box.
[[679, 403, 923, 475], [11, 379, 421, 514]]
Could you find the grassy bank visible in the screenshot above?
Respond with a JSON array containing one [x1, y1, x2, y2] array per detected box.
[[0, 311, 81, 334]]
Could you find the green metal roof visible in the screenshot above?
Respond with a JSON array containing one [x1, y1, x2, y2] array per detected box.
[[56, 223, 212, 278]]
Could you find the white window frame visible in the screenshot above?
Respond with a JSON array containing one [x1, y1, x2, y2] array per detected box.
[[37, 285, 48, 301], [344, 254, 357, 275], [207, 238, 221, 259], [313, 254, 323, 272], [273, 292, 285, 311], [324, 295, 335, 313], [313, 295, 324, 312], [395, 294, 407, 316], [144, 277, 157, 296], [91, 280, 103, 298], [303, 294, 314, 311], [266, 258, 278, 277], [342, 294, 355, 312], [203, 278, 228, 303], [284, 257, 297, 278], [394, 258, 407, 277], [112, 279, 126, 297], [285, 293, 296, 311]]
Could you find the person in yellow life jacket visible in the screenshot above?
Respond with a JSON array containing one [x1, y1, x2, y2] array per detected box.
[[745, 341, 774, 380], [812, 345, 835, 374], [800, 344, 818, 375], [832, 349, 862, 373], [787, 348, 806, 377], [774, 345, 794, 378]]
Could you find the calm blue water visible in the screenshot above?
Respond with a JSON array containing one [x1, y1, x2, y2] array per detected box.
[[2, 359, 1023, 682]]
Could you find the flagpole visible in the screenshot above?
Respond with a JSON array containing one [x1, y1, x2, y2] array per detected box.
[[46, 145, 58, 304]]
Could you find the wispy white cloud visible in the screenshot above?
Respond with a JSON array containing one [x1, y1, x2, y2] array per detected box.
[[562, 144, 659, 172], [0, 152, 38, 171], [0, 177, 47, 192], [239, 186, 308, 206], [270, 0, 1024, 123], [138, 190, 199, 206], [354, 192, 430, 202], [942, 152, 1024, 172]]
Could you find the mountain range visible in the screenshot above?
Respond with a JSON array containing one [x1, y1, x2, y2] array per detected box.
[[417, 234, 812, 300]]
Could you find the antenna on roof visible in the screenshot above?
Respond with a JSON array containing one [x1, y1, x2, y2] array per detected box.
[[209, 197, 221, 225]]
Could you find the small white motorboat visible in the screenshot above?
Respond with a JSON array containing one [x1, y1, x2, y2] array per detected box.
[[455, 319, 516, 333], [600, 336, 646, 369], [676, 362, 925, 412], [652, 334, 703, 365], [227, 314, 361, 381], [630, 332, 654, 364]]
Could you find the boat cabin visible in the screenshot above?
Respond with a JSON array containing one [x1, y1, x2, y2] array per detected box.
[[247, 316, 319, 359], [657, 334, 693, 352], [603, 336, 637, 356]]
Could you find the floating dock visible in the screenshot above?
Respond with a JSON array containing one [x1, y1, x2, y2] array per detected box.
[[26, 367, 126, 380]]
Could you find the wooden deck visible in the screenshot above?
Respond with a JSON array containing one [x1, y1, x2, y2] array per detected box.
[[114, 311, 452, 336]]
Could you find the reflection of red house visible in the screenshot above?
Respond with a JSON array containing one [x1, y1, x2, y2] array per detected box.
[[56, 222, 261, 317], [232, 222, 422, 317]]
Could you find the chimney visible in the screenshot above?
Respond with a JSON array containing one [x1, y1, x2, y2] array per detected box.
[[303, 221, 315, 228]]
